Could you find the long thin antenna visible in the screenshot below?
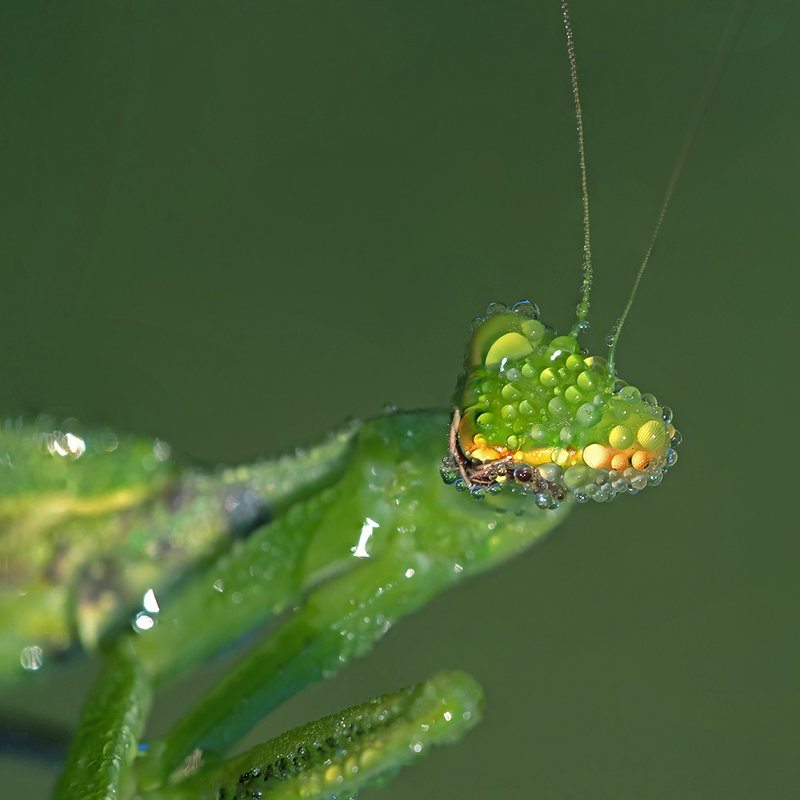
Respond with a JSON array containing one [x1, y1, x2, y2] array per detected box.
[[562, 0, 593, 339], [607, 1, 749, 376]]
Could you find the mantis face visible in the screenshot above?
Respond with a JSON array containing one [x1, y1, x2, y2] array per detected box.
[[443, 302, 680, 507]]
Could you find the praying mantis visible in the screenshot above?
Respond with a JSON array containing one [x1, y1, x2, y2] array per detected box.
[[1, 1, 754, 797]]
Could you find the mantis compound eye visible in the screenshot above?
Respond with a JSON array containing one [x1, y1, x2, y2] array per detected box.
[[442, 302, 680, 506]]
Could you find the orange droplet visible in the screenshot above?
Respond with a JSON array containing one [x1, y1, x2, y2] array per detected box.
[[631, 450, 649, 471], [611, 453, 629, 471]]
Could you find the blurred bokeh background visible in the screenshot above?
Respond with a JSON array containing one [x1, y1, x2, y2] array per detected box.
[[1, 1, 797, 797]]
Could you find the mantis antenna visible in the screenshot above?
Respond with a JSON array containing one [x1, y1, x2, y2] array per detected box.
[[563, 0, 593, 339], [445, 2, 747, 505], [603, 0, 750, 376]]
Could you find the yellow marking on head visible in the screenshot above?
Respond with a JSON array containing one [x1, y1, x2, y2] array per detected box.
[[477, 446, 584, 468], [518, 447, 580, 466], [470, 446, 505, 462]]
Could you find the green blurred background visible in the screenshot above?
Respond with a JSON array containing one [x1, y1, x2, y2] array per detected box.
[[1, 1, 797, 797]]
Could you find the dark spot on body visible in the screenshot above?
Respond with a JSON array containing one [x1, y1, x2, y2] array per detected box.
[[164, 481, 196, 513], [221, 485, 271, 538], [43, 541, 70, 584], [513, 466, 532, 483]]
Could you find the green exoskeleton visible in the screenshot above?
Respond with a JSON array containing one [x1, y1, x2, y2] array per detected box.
[[2, 2, 740, 798]]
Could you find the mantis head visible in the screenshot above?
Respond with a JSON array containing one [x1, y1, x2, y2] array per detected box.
[[442, 302, 679, 508]]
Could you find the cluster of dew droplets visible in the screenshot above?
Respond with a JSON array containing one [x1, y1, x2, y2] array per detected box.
[[443, 300, 681, 507], [561, 388, 681, 503]]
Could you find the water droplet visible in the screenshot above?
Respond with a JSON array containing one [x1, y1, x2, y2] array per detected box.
[[20, 645, 43, 671], [512, 300, 540, 319], [101, 429, 119, 452], [535, 492, 551, 509], [469, 485, 486, 500], [575, 402, 600, 428], [213, 579, 225, 592], [133, 612, 154, 632], [618, 386, 642, 402], [142, 588, 160, 613], [537, 463, 562, 482], [64, 432, 86, 458], [153, 439, 171, 462], [440, 457, 458, 484], [486, 301, 508, 316]]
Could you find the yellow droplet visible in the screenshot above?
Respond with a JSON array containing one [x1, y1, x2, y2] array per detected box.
[[583, 443, 611, 469], [551, 447, 570, 466], [608, 425, 634, 450], [324, 766, 341, 784], [485, 333, 533, 366], [471, 446, 501, 462], [637, 420, 666, 450]]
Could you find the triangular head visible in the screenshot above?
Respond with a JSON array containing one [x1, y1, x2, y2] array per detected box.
[[441, 301, 680, 507]]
